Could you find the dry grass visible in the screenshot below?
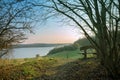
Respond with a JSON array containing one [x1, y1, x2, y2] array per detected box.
[[0, 58, 119, 80]]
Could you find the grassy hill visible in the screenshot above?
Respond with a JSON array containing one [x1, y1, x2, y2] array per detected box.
[[0, 57, 114, 80], [47, 49, 95, 59], [46, 37, 96, 59], [47, 49, 82, 59]]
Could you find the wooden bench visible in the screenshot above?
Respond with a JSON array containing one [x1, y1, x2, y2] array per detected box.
[[80, 45, 96, 59]]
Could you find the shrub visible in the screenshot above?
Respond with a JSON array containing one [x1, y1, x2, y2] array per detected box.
[[48, 44, 77, 55]]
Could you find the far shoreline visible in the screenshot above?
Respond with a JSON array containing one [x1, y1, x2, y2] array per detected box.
[[13, 43, 71, 48]]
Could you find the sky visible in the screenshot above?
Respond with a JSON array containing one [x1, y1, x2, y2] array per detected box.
[[22, 20, 82, 44], [19, 0, 84, 44]]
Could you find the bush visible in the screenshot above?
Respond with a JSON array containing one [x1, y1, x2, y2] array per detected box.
[[48, 44, 77, 55], [36, 54, 40, 58]]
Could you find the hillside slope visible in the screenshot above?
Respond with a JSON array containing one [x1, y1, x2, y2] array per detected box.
[[0, 58, 115, 80]]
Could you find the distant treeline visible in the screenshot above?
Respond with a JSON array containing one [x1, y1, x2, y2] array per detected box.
[[48, 44, 78, 55], [13, 43, 70, 48]]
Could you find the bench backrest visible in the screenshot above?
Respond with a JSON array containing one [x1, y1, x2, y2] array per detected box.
[[80, 45, 94, 51]]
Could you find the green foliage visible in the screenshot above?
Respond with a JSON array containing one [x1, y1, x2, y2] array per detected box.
[[22, 66, 37, 77], [0, 57, 117, 80], [24, 58, 29, 61], [74, 38, 90, 46], [36, 54, 40, 58], [48, 44, 78, 55], [0, 58, 57, 80], [74, 37, 96, 47], [47, 49, 95, 59], [47, 49, 81, 59]]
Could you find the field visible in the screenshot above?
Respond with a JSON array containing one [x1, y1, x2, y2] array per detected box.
[[47, 49, 95, 59], [0, 57, 102, 80], [0, 56, 112, 80], [0, 50, 114, 80]]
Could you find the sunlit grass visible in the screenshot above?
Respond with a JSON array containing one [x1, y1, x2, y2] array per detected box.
[[0, 56, 111, 80], [47, 49, 95, 59], [0, 57, 75, 80], [0, 49, 97, 80]]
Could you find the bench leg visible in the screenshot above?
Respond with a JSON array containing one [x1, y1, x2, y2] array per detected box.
[[84, 50, 87, 59]]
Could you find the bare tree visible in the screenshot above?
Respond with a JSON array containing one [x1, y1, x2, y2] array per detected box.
[[32, 0, 120, 79], [0, 0, 34, 58]]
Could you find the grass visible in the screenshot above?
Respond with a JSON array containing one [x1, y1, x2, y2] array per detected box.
[[0, 49, 115, 80], [0, 57, 75, 80], [0, 56, 118, 80], [47, 49, 81, 59], [47, 49, 95, 59]]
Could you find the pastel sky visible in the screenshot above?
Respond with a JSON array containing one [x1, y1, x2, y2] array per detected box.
[[23, 20, 82, 44], [21, 0, 85, 44]]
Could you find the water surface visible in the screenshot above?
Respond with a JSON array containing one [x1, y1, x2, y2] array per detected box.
[[3, 47, 54, 59]]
